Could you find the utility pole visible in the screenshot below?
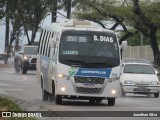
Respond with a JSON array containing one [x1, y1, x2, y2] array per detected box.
[[52, 0, 57, 23], [5, 3, 9, 53], [4, 1, 10, 64], [67, 0, 72, 19], [141, 32, 143, 58]]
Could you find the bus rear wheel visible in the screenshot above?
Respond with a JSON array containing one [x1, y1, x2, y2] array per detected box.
[[108, 98, 115, 106], [55, 95, 62, 104], [42, 88, 50, 101]]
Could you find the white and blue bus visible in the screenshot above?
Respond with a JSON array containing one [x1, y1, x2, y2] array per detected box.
[[37, 19, 127, 105]]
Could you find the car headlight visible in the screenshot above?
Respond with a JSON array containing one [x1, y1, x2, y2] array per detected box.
[[150, 81, 159, 85], [124, 80, 135, 85], [57, 73, 70, 80], [24, 56, 28, 60]]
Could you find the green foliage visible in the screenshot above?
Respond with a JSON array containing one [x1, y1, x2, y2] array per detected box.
[[156, 30, 160, 45], [0, 97, 22, 111], [120, 32, 150, 46], [0, 0, 5, 19], [140, 0, 160, 24], [0, 97, 37, 120]]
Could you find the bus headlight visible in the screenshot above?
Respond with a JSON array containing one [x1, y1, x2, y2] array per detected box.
[[61, 87, 66, 92], [58, 73, 64, 78], [111, 90, 116, 94], [57, 73, 70, 80]]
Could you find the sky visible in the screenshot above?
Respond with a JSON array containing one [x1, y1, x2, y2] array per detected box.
[[0, 10, 67, 53]]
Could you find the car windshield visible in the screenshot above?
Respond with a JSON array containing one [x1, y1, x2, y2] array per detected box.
[[124, 64, 155, 74], [59, 30, 120, 68], [24, 47, 37, 55]]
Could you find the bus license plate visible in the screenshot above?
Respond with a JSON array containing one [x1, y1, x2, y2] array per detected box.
[[83, 83, 95, 88]]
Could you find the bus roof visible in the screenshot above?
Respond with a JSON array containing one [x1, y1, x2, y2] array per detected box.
[[44, 19, 115, 34]]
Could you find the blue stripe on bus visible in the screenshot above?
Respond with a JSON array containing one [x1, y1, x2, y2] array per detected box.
[[74, 68, 112, 78]]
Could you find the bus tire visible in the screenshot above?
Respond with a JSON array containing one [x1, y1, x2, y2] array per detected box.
[[49, 82, 55, 102], [41, 79, 50, 101], [42, 88, 50, 101], [108, 98, 115, 106], [55, 95, 62, 104]]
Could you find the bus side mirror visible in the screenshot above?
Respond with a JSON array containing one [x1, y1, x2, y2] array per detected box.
[[121, 41, 127, 50]]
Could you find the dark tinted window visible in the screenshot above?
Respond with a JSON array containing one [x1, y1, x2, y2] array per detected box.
[[59, 30, 119, 68]]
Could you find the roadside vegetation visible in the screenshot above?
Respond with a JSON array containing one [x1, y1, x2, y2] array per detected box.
[[1, 0, 160, 64], [0, 97, 37, 120]]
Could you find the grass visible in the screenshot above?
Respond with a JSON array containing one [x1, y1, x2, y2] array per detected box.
[[0, 97, 37, 120]]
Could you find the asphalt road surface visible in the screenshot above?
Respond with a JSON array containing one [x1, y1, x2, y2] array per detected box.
[[0, 64, 160, 120]]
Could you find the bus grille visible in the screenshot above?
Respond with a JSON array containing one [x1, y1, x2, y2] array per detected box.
[[74, 76, 105, 84], [77, 87, 101, 94]]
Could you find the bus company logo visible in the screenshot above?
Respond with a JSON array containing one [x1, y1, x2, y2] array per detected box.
[[69, 67, 79, 76]]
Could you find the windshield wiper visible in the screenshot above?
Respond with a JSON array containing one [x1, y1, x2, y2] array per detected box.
[[63, 60, 91, 67], [88, 62, 114, 68]]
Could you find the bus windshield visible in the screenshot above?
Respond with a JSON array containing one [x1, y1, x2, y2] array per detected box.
[[59, 30, 120, 68]]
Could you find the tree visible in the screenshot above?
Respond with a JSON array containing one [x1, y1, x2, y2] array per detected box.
[[131, 0, 160, 63], [14, 0, 50, 45], [1, 0, 56, 63], [73, 0, 160, 64], [73, 0, 139, 44]]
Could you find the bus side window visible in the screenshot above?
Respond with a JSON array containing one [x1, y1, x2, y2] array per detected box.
[[45, 31, 51, 56], [40, 30, 46, 54], [43, 31, 49, 55], [38, 29, 43, 53]]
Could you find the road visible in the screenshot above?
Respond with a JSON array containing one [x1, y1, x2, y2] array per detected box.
[[0, 65, 160, 120]]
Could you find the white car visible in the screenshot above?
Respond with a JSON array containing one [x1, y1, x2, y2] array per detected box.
[[122, 58, 151, 64], [120, 63, 160, 97]]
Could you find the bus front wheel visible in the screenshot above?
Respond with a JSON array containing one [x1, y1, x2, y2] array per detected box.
[[55, 95, 62, 104], [108, 98, 115, 106]]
